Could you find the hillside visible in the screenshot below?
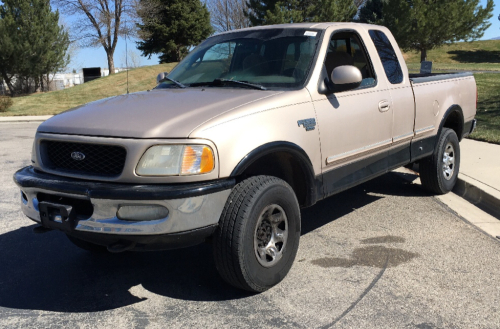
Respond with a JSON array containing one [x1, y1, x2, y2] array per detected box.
[[403, 39, 500, 71], [1, 63, 177, 116]]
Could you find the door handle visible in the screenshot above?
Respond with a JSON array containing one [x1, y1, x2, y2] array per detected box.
[[378, 100, 390, 112]]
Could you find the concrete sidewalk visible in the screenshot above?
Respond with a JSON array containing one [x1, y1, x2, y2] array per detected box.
[[453, 138, 500, 221], [399, 138, 500, 238], [0, 115, 53, 122]]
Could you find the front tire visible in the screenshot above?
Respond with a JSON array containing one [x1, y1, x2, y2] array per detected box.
[[420, 128, 460, 194], [213, 176, 301, 292]]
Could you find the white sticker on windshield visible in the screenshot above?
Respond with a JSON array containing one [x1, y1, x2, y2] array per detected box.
[[304, 31, 317, 37]]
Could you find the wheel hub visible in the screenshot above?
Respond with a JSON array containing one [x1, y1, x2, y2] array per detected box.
[[442, 142, 455, 180], [254, 204, 288, 268]]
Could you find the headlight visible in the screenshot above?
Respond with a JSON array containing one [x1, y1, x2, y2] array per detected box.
[[136, 145, 215, 176]]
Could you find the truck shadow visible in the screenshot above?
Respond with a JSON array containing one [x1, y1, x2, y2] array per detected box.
[[0, 172, 427, 313]]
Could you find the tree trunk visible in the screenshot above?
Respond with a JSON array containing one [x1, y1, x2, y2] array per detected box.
[[420, 48, 427, 62], [106, 50, 115, 75], [1, 72, 15, 96]]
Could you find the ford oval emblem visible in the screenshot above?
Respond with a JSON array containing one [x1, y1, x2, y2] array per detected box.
[[71, 151, 86, 161]]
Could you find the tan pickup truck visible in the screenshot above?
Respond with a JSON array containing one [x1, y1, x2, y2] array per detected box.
[[14, 23, 477, 292]]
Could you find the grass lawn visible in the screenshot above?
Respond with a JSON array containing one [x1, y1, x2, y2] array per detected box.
[[406, 62, 500, 72], [0, 63, 177, 116], [469, 73, 500, 144], [403, 39, 500, 72]]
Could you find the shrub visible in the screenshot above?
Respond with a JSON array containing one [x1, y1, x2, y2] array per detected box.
[[0, 96, 13, 112]]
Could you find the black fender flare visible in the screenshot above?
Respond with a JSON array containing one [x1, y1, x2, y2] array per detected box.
[[436, 104, 464, 144], [230, 141, 320, 207]]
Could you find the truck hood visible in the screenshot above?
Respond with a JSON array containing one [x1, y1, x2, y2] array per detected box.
[[38, 88, 281, 138]]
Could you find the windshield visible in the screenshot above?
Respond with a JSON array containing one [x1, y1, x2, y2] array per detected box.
[[158, 28, 323, 90]]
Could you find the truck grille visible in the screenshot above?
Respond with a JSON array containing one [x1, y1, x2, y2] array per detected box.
[[41, 141, 127, 177]]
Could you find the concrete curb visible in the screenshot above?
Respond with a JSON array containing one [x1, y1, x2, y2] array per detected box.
[[397, 166, 500, 221], [0, 115, 53, 122], [453, 175, 500, 220]]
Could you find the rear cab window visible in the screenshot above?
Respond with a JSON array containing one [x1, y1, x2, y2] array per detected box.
[[368, 30, 404, 84]]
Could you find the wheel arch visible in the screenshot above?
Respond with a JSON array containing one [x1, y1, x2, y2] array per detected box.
[[437, 105, 465, 143], [230, 141, 320, 207]]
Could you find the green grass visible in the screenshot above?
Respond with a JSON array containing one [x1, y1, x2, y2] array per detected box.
[[0, 63, 177, 116], [469, 73, 500, 144], [403, 39, 500, 71], [406, 62, 500, 72]]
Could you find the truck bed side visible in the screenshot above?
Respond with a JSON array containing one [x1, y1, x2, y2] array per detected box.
[[409, 72, 476, 161]]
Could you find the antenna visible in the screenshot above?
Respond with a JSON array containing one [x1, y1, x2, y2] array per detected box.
[[125, 21, 129, 94]]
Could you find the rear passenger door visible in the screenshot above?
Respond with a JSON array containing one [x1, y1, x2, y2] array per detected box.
[[368, 29, 415, 153], [309, 29, 394, 197]]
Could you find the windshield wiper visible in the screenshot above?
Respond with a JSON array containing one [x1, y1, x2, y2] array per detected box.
[[158, 77, 187, 88], [215, 79, 267, 90], [189, 79, 267, 90]]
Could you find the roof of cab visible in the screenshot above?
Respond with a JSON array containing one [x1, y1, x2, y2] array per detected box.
[[214, 22, 383, 36]]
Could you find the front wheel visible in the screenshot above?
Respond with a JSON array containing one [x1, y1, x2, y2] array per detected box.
[[213, 176, 301, 292], [419, 128, 460, 194]]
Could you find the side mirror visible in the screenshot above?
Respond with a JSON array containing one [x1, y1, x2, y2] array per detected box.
[[156, 72, 169, 84], [330, 65, 362, 93]]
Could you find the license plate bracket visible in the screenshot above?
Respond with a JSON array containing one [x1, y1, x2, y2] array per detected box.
[[39, 201, 78, 232]]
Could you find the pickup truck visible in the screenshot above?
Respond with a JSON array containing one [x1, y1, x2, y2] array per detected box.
[[14, 23, 477, 293]]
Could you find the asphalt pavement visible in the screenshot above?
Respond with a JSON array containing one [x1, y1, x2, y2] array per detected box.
[[1, 122, 500, 329]]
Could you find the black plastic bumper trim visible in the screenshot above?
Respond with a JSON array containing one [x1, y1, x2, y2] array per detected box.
[[68, 225, 218, 251], [13, 166, 235, 200]]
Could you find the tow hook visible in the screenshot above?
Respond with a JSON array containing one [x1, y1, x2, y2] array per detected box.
[[107, 241, 137, 253]]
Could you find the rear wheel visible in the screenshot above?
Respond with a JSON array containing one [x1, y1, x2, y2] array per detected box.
[[420, 128, 460, 194], [213, 176, 301, 292]]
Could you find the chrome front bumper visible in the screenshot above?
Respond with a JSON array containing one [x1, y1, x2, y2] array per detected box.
[[14, 167, 233, 237]]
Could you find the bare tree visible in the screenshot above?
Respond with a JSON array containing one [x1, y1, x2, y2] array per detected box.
[[207, 0, 250, 33], [120, 48, 141, 68], [53, 0, 134, 74]]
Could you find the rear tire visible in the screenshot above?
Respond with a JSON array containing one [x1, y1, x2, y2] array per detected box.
[[213, 176, 301, 292], [66, 234, 108, 253], [420, 128, 460, 194]]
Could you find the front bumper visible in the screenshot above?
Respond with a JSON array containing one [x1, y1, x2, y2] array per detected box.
[[14, 167, 234, 249]]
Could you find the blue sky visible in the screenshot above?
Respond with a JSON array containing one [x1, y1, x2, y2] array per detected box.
[[67, 0, 500, 72]]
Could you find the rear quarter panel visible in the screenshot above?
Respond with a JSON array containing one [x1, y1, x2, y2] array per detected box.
[[412, 74, 476, 140]]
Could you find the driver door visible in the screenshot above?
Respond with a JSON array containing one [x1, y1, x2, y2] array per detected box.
[[311, 30, 394, 197]]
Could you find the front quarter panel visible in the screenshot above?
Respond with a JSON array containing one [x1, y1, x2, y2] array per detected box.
[[189, 89, 322, 178]]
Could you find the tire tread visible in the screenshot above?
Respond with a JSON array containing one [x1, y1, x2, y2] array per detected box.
[[213, 175, 295, 292]]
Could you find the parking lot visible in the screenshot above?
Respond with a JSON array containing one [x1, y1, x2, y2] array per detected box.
[[1, 122, 499, 328]]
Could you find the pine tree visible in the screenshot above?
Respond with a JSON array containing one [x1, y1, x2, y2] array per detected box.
[[248, 0, 357, 26], [263, 1, 303, 24], [383, 0, 494, 62], [0, 0, 69, 94], [312, 0, 357, 22], [137, 0, 213, 63], [355, 0, 383, 24], [246, 0, 281, 26]]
